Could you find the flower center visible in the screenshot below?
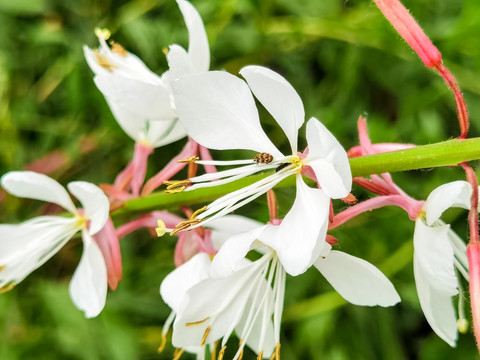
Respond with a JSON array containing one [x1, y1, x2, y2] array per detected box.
[[75, 214, 88, 230]]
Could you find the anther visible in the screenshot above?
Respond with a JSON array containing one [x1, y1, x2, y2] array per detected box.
[[94, 50, 117, 72], [157, 333, 167, 353], [109, 40, 127, 57], [191, 205, 207, 219], [185, 317, 210, 327], [0, 265, 6, 272], [0, 282, 15, 294], [156, 220, 166, 237], [238, 339, 244, 360], [217, 346, 227, 360], [257, 351, 264, 360], [163, 180, 192, 193], [172, 348, 184, 360], [178, 156, 199, 164], [200, 326, 211, 346]]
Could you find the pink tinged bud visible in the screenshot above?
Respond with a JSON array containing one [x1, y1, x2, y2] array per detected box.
[[467, 243, 480, 352], [374, 0, 441, 68], [374, 0, 469, 138], [130, 142, 154, 197], [93, 217, 122, 290]]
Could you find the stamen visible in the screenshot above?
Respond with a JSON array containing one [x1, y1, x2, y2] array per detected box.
[[169, 223, 192, 236], [157, 333, 167, 353], [178, 156, 199, 164], [257, 351, 264, 360], [94, 27, 111, 40], [109, 40, 127, 57], [269, 343, 281, 360], [156, 220, 166, 237], [211, 340, 220, 360], [238, 339, 244, 360], [75, 215, 88, 229], [164, 180, 192, 193], [0, 265, 6, 272], [94, 50, 117, 72], [201, 326, 211, 346], [185, 317, 210, 326], [191, 205, 207, 219], [217, 346, 227, 360], [0, 282, 15, 294], [289, 156, 303, 173], [172, 348, 184, 360]]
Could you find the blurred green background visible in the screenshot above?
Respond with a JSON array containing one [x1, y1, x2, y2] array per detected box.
[[0, 0, 479, 358]]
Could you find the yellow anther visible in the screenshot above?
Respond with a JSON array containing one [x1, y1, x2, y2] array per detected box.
[[163, 180, 192, 194], [165, 187, 186, 194], [0, 282, 15, 294], [163, 47, 169, 54], [417, 209, 426, 221], [109, 40, 127, 57], [257, 351, 264, 360], [156, 220, 166, 237], [200, 326, 211, 346], [217, 346, 227, 360], [178, 156, 199, 164], [185, 317, 209, 327], [170, 219, 203, 235], [238, 339, 244, 360], [457, 318, 469, 334], [211, 341, 220, 360], [275, 343, 281, 359], [191, 205, 207, 219], [172, 348, 184, 360], [94, 50, 117, 72], [157, 333, 167, 353], [95, 27, 111, 40], [0, 265, 6, 272]]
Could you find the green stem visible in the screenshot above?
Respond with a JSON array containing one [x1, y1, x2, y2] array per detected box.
[[113, 137, 480, 217]]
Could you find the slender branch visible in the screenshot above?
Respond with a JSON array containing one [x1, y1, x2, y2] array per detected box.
[[112, 137, 480, 217]]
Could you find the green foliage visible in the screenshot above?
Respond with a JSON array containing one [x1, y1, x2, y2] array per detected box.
[[0, 0, 479, 358]]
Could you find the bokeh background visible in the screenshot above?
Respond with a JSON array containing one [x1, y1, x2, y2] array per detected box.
[[1, 0, 480, 358]]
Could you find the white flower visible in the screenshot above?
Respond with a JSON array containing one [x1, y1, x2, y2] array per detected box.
[[159, 215, 264, 357], [0, 171, 110, 318], [83, 0, 210, 148], [168, 66, 352, 274], [413, 181, 473, 346], [169, 219, 400, 359]]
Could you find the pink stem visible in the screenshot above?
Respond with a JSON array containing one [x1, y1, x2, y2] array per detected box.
[[131, 142, 154, 197], [435, 63, 469, 138], [141, 138, 199, 196], [329, 195, 424, 229], [467, 243, 480, 353], [93, 217, 122, 290], [199, 145, 218, 173], [461, 163, 479, 244]]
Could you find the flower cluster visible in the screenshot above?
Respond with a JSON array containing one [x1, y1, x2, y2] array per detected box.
[[1, 0, 479, 358]]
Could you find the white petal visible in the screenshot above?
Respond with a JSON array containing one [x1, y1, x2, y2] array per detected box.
[[172, 71, 281, 156], [314, 250, 401, 306], [259, 176, 329, 276], [414, 254, 458, 346], [67, 182, 109, 235], [160, 253, 212, 313], [69, 231, 108, 318], [208, 215, 264, 250], [172, 263, 257, 348], [93, 73, 175, 122], [1, 171, 76, 213], [166, 44, 194, 80], [177, 0, 210, 72], [305, 118, 352, 198], [210, 225, 268, 278], [149, 119, 188, 148], [413, 220, 458, 294], [0, 217, 78, 287], [425, 181, 472, 225], [240, 65, 304, 153]]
